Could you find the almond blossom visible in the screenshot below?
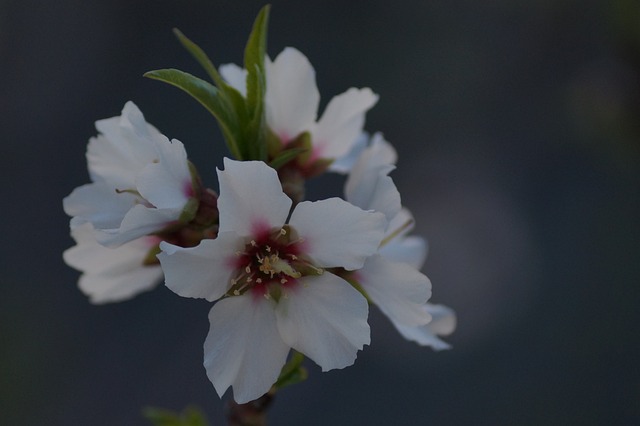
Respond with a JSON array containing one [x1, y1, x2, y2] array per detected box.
[[343, 133, 455, 348], [63, 101, 196, 247], [158, 158, 386, 403], [63, 221, 163, 304], [219, 47, 378, 167]]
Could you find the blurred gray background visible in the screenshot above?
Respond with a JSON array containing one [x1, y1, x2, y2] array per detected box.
[[2, 0, 639, 424]]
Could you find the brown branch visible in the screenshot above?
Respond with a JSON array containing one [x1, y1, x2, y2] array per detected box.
[[225, 392, 274, 426]]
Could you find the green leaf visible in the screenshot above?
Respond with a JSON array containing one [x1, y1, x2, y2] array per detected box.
[[172, 28, 226, 89], [243, 5, 270, 161], [274, 351, 308, 390], [144, 68, 243, 159], [244, 5, 270, 113], [143, 406, 209, 426]]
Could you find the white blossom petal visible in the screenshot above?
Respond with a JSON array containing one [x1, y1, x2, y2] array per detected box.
[[89, 102, 165, 185], [63, 222, 162, 304], [135, 138, 192, 209], [204, 296, 290, 403], [158, 233, 243, 302], [219, 63, 248, 97], [66, 101, 192, 247], [345, 163, 400, 222], [379, 235, 428, 270], [289, 198, 385, 270], [265, 47, 320, 143], [217, 158, 292, 237], [392, 303, 456, 350], [96, 204, 182, 247], [312, 87, 378, 159], [275, 273, 369, 371], [344, 133, 401, 221], [328, 132, 368, 174], [63, 182, 138, 230], [357, 254, 431, 326]]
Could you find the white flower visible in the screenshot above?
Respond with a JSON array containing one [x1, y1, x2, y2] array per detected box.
[[158, 158, 386, 403], [63, 101, 194, 247], [63, 221, 163, 304], [343, 133, 455, 348], [220, 47, 378, 164]]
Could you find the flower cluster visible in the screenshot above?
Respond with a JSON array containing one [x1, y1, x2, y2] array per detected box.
[[63, 6, 455, 404]]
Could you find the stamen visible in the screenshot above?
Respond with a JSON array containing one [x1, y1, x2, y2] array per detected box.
[[265, 245, 271, 253], [250, 240, 258, 247], [245, 265, 252, 274], [287, 238, 304, 246], [379, 218, 414, 247]]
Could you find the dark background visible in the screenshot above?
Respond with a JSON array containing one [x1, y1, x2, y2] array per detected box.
[[2, 0, 639, 424]]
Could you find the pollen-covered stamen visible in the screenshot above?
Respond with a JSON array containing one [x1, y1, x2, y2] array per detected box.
[[226, 225, 318, 297]]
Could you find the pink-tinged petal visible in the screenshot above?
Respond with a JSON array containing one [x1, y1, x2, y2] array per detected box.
[[379, 235, 428, 270], [158, 233, 243, 302], [204, 296, 290, 403], [136, 138, 191, 209], [358, 254, 432, 327], [217, 159, 292, 237], [265, 47, 320, 143], [312, 87, 378, 159], [219, 63, 248, 97], [275, 273, 370, 371], [391, 303, 456, 350], [289, 198, 385, 270], [64, 223, 162, 304], [63, 182, 138, 230]]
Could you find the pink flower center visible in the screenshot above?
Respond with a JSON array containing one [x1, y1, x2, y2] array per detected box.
[[228, 225, 319, 300]]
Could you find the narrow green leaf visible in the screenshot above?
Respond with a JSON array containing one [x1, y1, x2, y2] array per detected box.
[[245, 65, 267, 160], [172, 28, 227, 88], [243, 5, 270, 161], [144, 68, 243, 159], [244, 5, 270, 110]]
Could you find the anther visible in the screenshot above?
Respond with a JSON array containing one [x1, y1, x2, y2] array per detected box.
[[250, 240, 257, 247], [245, 265, 252, 274]]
